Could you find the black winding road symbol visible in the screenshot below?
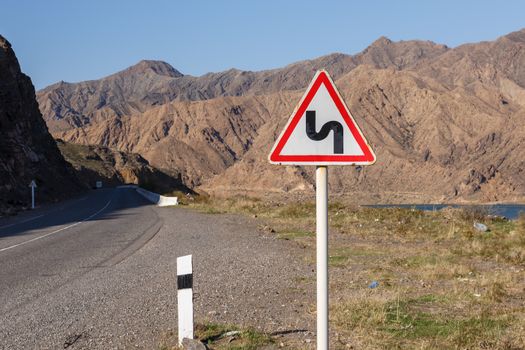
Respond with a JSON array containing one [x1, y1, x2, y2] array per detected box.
[[305, 110, 344, 154]]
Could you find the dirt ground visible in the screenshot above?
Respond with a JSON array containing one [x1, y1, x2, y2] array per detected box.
[[180, 196, 525, 350]]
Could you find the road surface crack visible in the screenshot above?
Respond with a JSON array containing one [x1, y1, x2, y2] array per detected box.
[[63, 332, 84, 348]]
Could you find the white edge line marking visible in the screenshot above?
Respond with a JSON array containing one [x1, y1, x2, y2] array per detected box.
[[0, 200, 111, 253], [0, 214, 45, 230], [0, 195, 93, 230]]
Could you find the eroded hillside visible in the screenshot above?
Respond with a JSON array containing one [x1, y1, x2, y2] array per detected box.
[[37, 29, 525, 203]]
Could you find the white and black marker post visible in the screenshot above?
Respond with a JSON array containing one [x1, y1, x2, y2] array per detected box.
[[29, 180, 37, 209], [177, 254, 194, 345], [268, 70, 376, 349]]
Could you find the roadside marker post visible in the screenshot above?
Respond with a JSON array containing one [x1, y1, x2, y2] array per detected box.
[[29, 180, 37, 209], [177, 254, 194, 345], [269, 70, 376, 349]]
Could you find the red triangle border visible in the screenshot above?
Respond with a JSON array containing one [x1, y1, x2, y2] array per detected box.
[[268, 70, 376, 165]]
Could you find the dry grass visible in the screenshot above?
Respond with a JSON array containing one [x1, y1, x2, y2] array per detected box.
[[195, 323, 274, 350], [158, 322, 274, 350], [337, 293, 462, 347], [183, 196, 525, 349], [187, 197, 525, 264], [332, 289, 520, 349]]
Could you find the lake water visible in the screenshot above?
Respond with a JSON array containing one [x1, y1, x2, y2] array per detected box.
[[369, 204, 525, 220]]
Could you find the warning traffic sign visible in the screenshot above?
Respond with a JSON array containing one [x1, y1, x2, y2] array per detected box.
[[267, 69, 376, 350], [268, 70, 375, 165]]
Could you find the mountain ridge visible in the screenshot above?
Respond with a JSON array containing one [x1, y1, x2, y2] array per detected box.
[[36, 30, 525, 203], [37, 36, 449, 132]]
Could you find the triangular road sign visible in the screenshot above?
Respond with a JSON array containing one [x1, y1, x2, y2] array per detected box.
[[268, 70, 376, 165]]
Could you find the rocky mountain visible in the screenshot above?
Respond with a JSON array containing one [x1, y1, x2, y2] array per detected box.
[[0, 35, 82, 214], [38, 38, 447, 133], [37, 29, 525, 203], [49, 92, 299, 187], [205, 66, 525, 203]]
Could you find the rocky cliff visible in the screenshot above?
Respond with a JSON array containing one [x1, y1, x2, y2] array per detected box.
[[36, 30, 525, 203], [0, 35, 81, 214]]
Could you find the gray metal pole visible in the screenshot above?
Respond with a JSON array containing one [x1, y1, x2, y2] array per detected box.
[[316, 166, 328, 350]]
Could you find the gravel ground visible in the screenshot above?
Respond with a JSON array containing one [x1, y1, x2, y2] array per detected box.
[[0, 190, 316, 349]]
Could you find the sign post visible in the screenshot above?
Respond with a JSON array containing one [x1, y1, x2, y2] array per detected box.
[[29, 180, 37, 209], [316, 165, 328, 350], [269, 70, 376, 350]]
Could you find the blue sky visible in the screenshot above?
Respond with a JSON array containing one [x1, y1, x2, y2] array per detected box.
[[2, 0, 524, 89]]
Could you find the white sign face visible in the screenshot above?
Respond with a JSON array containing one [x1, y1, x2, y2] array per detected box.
[[268, 70, 375, 165]]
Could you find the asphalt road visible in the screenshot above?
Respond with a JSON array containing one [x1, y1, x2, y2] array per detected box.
[[0, 187, 314, 349]]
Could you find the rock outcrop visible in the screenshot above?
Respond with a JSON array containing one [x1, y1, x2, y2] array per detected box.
[[56, 140, 190, 194], [0, 35, 81, 214]]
